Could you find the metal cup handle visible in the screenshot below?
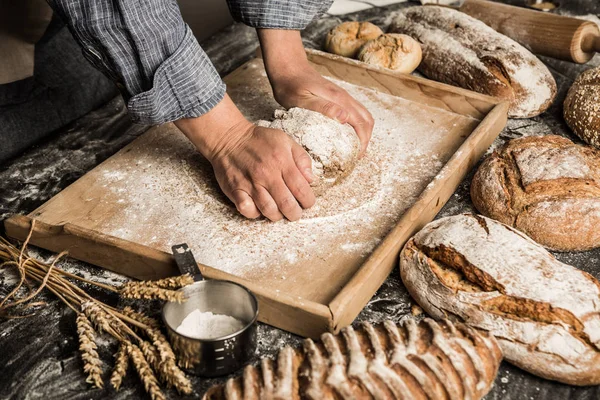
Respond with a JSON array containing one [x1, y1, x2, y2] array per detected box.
[[171, 243, 204, 281]]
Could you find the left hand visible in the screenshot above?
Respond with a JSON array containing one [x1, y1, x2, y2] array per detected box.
[[258, 29, 375, 156]]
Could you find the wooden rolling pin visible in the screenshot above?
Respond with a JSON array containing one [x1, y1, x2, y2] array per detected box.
[[456, 0, 600, 63]]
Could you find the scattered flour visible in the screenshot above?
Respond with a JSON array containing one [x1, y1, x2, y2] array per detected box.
[[176, 310, 245, 340]]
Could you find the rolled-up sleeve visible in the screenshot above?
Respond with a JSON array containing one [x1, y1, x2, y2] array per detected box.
[[226, 0, 333, 29], [47, 0, 226, 125]]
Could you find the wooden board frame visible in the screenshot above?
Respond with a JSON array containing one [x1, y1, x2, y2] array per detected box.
[[4, 49, 508, 338]]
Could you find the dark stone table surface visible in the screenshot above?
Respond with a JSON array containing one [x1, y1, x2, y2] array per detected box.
[[1, 1, 600, 399]]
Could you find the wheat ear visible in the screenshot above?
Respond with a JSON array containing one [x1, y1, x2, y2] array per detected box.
[[82, 301, 125, 339], [110, 342, 129, 391], [145, 274, 194, 289], [120, 284, 185, 303], [127, 344, 166, 400], [76, 313, 104, 388], [121, 306, 161, 329]]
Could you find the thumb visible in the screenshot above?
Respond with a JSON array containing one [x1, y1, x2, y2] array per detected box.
[[291, 144, 316, 184], [303, 97, 350, 124]]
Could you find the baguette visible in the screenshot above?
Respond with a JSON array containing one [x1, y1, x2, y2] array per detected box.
[[400, 214, 600, 385], [389, 6, 556, 118], [204, 318, 502, 399]]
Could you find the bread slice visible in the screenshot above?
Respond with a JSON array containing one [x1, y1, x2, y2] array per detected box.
[[389, 6, 556, 118], [400, 214, 600, 385], [471, 135, 600, 251], [203, 318, 502, 399]]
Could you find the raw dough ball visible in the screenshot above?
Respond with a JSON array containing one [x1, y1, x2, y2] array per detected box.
[[357, 33, 422, 73], [258, 108, 360, 195], [324, 21, 383, 58], [564, 66, 600, 148]]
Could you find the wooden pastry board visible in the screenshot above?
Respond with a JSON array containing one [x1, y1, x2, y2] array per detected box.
[[4, 50, 508, 338]]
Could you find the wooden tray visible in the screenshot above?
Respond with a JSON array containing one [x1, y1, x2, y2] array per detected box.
[[4, 50, 508, 338]]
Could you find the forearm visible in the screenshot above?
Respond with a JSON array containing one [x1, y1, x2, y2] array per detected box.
[[257, 29, 310, 84]]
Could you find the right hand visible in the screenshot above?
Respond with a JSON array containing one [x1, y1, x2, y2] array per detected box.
[[175, 94, 316, 221]]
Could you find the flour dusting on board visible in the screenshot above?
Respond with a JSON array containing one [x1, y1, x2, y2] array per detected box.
[[94, 65, 477, 288]]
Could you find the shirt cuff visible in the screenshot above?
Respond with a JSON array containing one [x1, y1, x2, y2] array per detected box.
[[127, 25, 226, 125], [227, 0, 334, 30]]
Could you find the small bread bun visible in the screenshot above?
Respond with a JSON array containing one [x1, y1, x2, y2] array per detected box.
[[564, 66, 600, 148], [324, 21, 383, 58], [357, 33, 422, 73]]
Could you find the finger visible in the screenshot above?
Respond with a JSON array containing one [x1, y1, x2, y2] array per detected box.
[[230, 189, 261, 219], [302, 97, 350, 124], [291, 144, 316, 184], [344, 103, 375, 156], [283, 166, 316, 210], [266, 180, 303, 221], [253, 186, 285, 222]]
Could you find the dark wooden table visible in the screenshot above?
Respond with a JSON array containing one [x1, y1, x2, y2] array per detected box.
[[1, 1, 600, 399]]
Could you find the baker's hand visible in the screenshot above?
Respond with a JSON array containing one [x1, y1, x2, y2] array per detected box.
[[258, 29, 375, 155], [175, 94, 316, 222]]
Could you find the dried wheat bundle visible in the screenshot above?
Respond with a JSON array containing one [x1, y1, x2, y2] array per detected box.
[[0, 222, 194, 398]]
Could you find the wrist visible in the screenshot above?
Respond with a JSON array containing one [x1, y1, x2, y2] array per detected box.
[[174, 94, 252, 161], [257, 29, 310, 81]]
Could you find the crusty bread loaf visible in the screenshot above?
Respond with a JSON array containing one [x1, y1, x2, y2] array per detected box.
[[564, 66, 600, 147], [471, 135, 600, 251], [258, 108, 360, 195], [357, 33, 422, 73], [325, 21, 384, 58], [389, 6, 556, 118], [204, 318, 502, 400], [400, 214, 600, 385]]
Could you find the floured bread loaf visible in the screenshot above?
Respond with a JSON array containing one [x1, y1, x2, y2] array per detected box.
[[325, 21, 384, 58], [400, 214, 600, 385], [203, 318, 502, 400], [259, 108, 360, 195], [389, 6, 556, 118], [471, 135, 600, 251], [564, 66, 600, 148], [357, 33, 422, 73]]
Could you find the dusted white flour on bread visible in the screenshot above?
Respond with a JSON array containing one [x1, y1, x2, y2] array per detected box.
[[389, 6, 556, 118]]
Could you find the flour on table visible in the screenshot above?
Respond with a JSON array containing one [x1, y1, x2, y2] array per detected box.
[[93, 68, 475, 287]]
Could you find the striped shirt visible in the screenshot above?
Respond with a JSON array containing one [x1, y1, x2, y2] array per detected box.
[[47, 0, 333, 125]]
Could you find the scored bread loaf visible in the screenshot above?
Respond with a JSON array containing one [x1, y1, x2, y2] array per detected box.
[[325, 21, 384, 58], [357, 33, 422, 73], [564, 66, 600, 148], [204, 318, 502, 400], [400, 214, 600, 385], [471, 135, 600, 251], [389, 6, 556, 118]]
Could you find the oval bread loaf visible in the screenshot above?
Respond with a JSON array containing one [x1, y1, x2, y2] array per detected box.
[[471, 135, 600, 251], [258, 108, 360, 196], [357, 33, 422, 73], [204, 318, 502, 400], [400, 214, 600, 385], [325, 21, 384, 58], [564, 66, 600, 148], [389, 6, 556, 118]]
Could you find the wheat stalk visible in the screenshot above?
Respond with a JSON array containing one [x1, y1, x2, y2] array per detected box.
[[110, 343, 129, 391], [76, 313, 104, 389], [127, 344, 166, 400], [120, 283, 186, 303]]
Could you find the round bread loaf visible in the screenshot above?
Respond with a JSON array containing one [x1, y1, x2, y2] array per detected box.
[[471, 135, 600, 251], [324, 21, 383, 58], [357, 33, 422, 73], [204, 318, 502, 400], [389, 6, 557, 118], [400, 214, 600, 386], [259, 108, 360, 195], [564, 66, 600, 147]]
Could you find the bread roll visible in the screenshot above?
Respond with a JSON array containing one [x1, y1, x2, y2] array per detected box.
[[357, 33, 422, 73], [258, 108, 360, 195], [389, 6, 556, 118], [564, 66, 600, 148], [400, 214, 600, 385], [203, 318, 502, 400], [471, 135, 600, 251], [325, 21, 383, 58]]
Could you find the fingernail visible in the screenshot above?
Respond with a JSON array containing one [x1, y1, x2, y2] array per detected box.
[[304, 168, 316, 182]]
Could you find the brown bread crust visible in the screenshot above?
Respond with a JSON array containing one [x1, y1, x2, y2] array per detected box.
[[400, 214, 600, 385], [325, 21, 384, 58], [471, 135, 600, 251], [203, 318, 502, 400], [389, 6, 556, 118], [564, 66, 600, 148]]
